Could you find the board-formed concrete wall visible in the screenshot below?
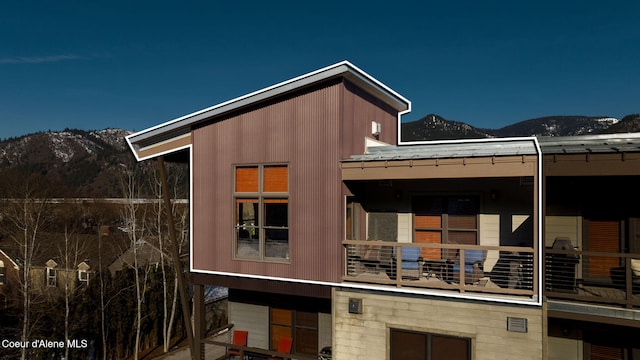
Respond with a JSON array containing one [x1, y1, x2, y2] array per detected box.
[[333, 289, 543, 360]]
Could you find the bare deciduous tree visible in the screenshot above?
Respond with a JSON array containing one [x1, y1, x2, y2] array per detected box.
[[2, 177, 52, 360], [148, 163, 189, 353]]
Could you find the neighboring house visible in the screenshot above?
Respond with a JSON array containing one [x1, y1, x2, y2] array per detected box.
[[28, 258, 92, 295], [107, 240, 165, 276], [0, 228, 129, 303], [126, 61, 640, 360], [0, 249, 20, 308]]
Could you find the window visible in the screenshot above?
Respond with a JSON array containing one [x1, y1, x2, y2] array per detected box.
[[413, 196, 479, 260], [0, 261, 5, 285], [235, 165, 289, 260], [46, 267, 57, 287], [78, 270, 89, 285], [270, 308, 318, 356], [390, 329, 471, 360]]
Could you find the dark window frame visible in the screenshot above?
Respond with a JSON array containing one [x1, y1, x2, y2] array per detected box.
[[46, 267, 57, 287], [78, 269, 89, 284], [269, 307, 318, 356], [413, 195, 480, 259], [0, 263, 5, 285], [390, 328, 471, 360], [234, 164, 290, 261]]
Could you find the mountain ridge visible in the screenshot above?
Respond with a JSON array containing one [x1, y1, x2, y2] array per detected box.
[[401, 113, 640, 141], [0, 128, 135, 197], [2, 113, 639, 197]]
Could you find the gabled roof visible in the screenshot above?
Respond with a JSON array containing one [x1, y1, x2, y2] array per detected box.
[[107, 240, 167, 275], [0, 249, 20, 270], [127, 61, 411, 161]]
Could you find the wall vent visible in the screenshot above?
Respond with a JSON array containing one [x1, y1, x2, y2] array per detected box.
[[348, 298, 363, 314], [507, 317, 528, 333]]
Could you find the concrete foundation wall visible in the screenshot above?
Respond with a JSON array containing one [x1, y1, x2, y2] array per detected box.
[[333, 289, 543, 360], [548, 336, 583, 360]]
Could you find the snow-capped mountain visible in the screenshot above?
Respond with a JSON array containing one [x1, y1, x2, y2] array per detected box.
[[401, 114, 639, 141], [0, 128, 134, 197]]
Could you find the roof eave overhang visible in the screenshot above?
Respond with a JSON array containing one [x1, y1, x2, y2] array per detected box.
[[342, 137, 541, 181], [126, 61, 411, 161], [342, 155, 539, 181]]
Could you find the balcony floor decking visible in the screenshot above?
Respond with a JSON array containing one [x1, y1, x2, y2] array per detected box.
[[345, 269, 536, 303], [547, 283, 640, 309], [579, 284, 639, 301]]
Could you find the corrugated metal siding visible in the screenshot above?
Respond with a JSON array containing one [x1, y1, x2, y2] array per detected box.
[[192, 82, 344, 282], [191, 79, 401, 284], [342, 80, 398, 159]]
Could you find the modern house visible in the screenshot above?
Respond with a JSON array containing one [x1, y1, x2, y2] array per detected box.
[[126, 61, 640, 360]]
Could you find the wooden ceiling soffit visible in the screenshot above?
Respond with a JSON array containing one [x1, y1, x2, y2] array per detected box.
[[543, 152, 640, 176], [136, 133, 191, 160], [341, 155, 537, 180]]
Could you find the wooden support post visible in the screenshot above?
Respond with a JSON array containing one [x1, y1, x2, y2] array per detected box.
[[193, 284, 205, 360], [158, 157, 196, 359]]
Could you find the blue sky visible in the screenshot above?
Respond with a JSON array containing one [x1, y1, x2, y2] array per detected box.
[[1, 0, 638, 139]]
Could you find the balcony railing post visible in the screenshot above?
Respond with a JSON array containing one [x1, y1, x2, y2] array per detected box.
[[459, 249, 465, 292], [396, 244, 402, 287], [342, 240, 537, 298], [626, 256, 633, 308]]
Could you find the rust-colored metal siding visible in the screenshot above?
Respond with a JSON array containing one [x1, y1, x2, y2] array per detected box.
[[341, 79, 399, 158], [192, 82, 342, 282], [191, 79, 401, 284]]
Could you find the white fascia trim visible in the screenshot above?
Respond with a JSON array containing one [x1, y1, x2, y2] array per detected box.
[[189, 145, 194, 274], [125, 135, 140, 161], [127, 60, 411, 150], [533, 136, 543, 305], [398, 136, 539, 147], [344, 61, 412, 112], [190, 268, 540, 306]]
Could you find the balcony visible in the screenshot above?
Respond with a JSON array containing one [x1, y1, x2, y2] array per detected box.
[[342, 240, 537, 299], [544, 248, 640, 309]]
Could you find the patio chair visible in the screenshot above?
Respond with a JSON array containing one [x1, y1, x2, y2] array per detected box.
[[451, 249, 486, 284], [359, 245, 383, 273], [400, 246, 423, 279], [226, 330, 248, 359], [269, 336, 293, 360]]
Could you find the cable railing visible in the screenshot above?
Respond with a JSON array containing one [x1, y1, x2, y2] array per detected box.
[[342, 240, 537, 297], [544, 248, 640, 308]]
